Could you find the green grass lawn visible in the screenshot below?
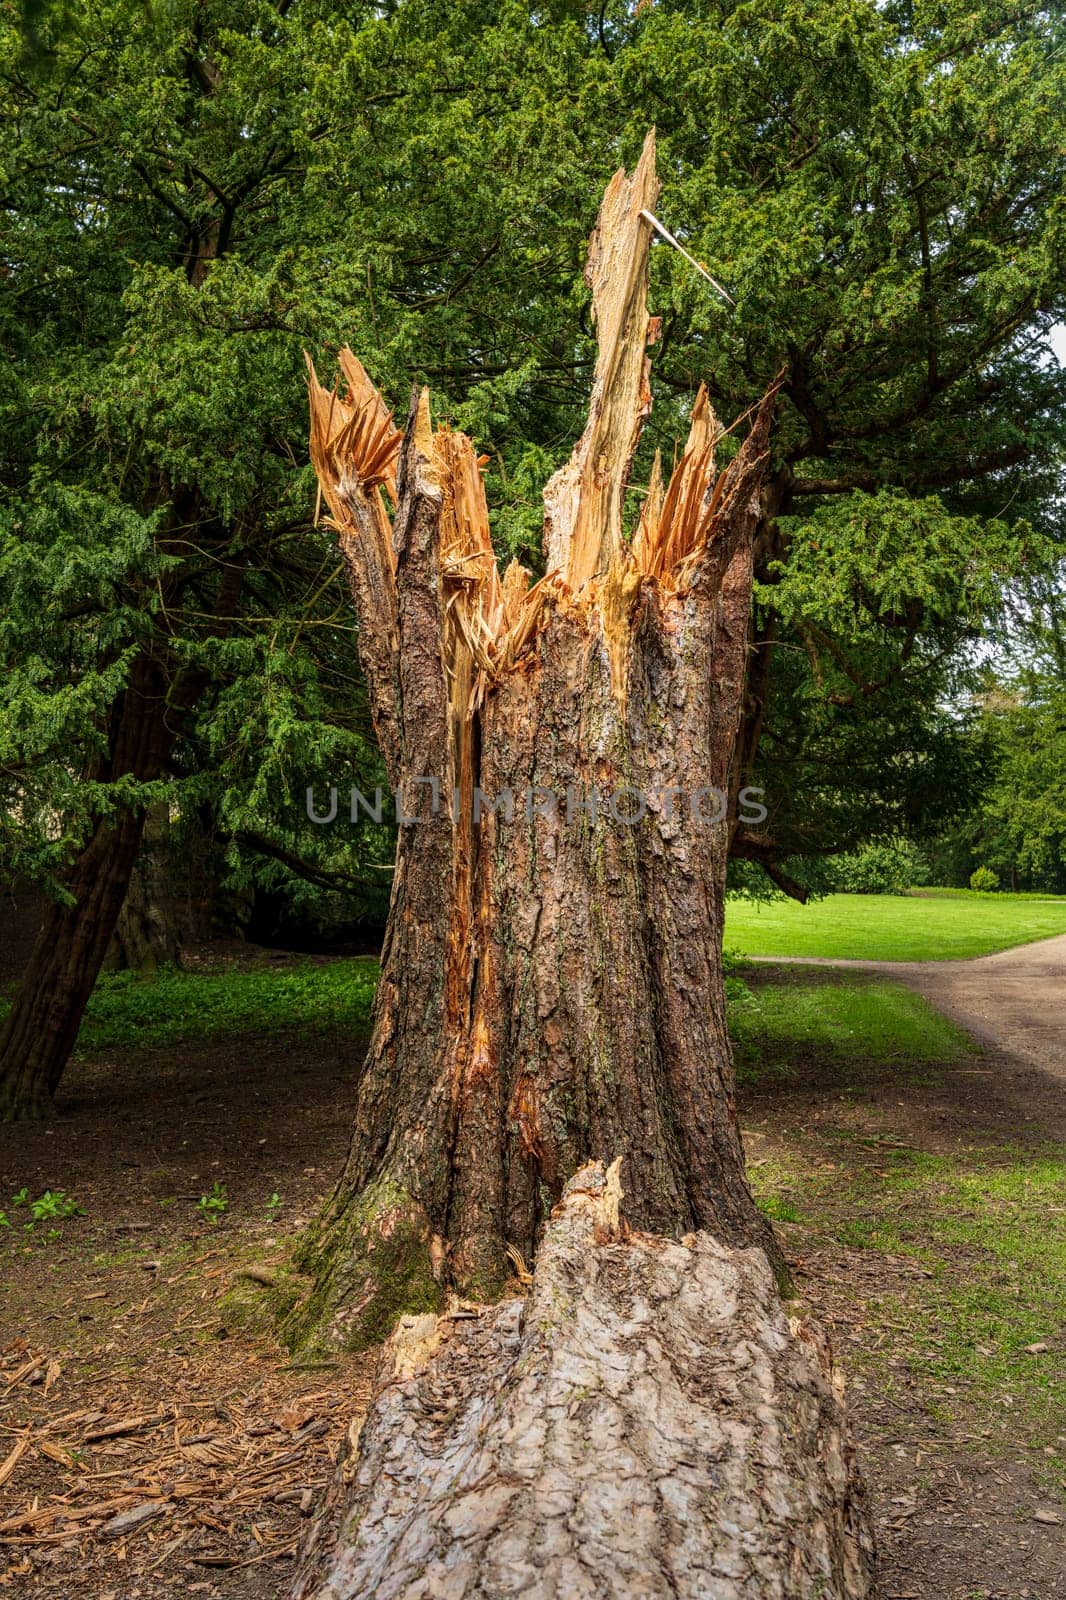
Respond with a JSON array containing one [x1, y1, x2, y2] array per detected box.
[[69, 957, 965, 1075], [749, 1141, 1066, 1466], [730, 976, 975, 1079], [70, 958, 379, 1055], [725, 889, 1066, 961], [735, 968, 1066, 1475]]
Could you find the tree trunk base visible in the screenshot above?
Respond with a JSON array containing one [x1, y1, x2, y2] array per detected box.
[[292, 1161, 877, 1600], [0, 1063, 54, 1123], [282, 1174, 446, 1355]]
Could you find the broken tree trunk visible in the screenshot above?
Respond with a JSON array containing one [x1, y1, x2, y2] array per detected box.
[[289, 130, 784, 1352], [292, 1161, 877, 1600]]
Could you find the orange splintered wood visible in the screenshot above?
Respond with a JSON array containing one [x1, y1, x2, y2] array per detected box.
[[435, 422, 504, 683], [305, 351, 405, 775], [542, 128, 661, 592], [306, 350, 402, 531], [632, 384, 721, 588], [305, 134, 769, 726], [305, 349, 401, 618], [430, 417, 550, 710]]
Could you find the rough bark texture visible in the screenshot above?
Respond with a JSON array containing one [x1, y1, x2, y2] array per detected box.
[[106, 804, 182, 976], [0, 654, 177, 1120], [292, 1161, 877, 1600], [289, 131, 784, 1352], [0, 880, 45, 995]]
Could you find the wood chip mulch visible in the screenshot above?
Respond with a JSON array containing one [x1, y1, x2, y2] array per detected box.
[[0, 1335, 371, 1592]]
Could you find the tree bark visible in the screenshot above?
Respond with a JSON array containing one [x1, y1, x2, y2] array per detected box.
[[292, 1161, 877, 1600], [0, 879, 46, 997], [0, 655, 178, 1119], [106, 803, 182, 976], [289, 132, 785, 1353]]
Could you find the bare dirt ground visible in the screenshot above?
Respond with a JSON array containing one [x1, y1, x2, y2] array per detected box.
[[0, 1017, 375, 1598], [0, 941, 1063, 1598]]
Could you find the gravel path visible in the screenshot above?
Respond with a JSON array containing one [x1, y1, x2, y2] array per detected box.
[[750, 933, 1066, 1143], [752, 931, 1066, 1071]]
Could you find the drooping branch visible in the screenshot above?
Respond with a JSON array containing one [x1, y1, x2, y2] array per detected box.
[[733, 828, 811, 903]]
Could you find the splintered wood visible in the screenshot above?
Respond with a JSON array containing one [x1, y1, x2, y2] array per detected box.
[[541, 129, 661, 588], [305, 129, 769, 726]]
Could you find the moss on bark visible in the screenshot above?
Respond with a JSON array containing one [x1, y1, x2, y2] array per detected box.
[[281, 1174, 444, 1355]]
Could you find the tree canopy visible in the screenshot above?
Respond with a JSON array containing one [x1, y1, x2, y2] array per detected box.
[[1, 0, 1063, 917]]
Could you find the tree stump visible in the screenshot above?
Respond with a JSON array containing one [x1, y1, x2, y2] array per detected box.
[[293, 1162, 877, 1600]]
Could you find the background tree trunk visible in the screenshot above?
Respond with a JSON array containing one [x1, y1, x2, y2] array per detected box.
[[106, 803, 182, 976], [292, 1162, 877, 1600], [0, 643, 184, 1120], [287, 133, 784, 1353], [0, 879, 46, 998], [0, 655, 175, 1119], [0, 546, 245, 1121]]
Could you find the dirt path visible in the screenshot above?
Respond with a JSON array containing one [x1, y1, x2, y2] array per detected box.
[[752, 930, 1066, 1120], [741, 936, 1066, 1600]]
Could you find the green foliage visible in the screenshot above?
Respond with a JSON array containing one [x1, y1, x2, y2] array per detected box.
[[925, 634, 1066, 892], [29, 1189, 83, 1222], [0, 955, 380, 1051], [198, 1181, 228, 1224], [973, 677, 1066, 891], [0, 0, 1063, 917], [830, 840, 926, 896], [66, 959, 379, 1054], [969, 866, 1000, 893]]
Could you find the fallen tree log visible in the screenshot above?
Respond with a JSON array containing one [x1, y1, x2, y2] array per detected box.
[[293, 1161, 877, 1600]]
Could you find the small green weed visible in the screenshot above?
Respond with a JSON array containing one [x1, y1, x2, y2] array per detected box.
[[197, 1181, 228, 1224], [30, 1190, 84, 1223], [1, 1189, 84, 1237]]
